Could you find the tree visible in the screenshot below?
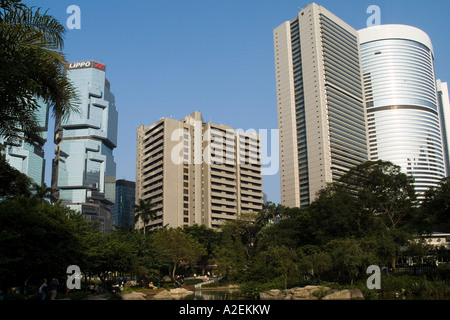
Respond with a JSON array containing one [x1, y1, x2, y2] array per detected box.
[[421, 177, 450, 233], [297, 245, 332, 282], [338, 160, 417, 231], [151, 228, 206, 281], [134, 198, 157, 233], [0, 0, 78, 145], [182, 224, 219, 274], [213, 224, 247, 281], [251, 246, 299, 290], [0, 155, 31, 198], [0, 196, 90, 291], [308, 183, 377, 245], [32, 183, 57, 203], [325, 239, 374, 286]]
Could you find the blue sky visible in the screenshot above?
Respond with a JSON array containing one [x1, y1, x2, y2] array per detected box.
[[25, 0, 450, 204]]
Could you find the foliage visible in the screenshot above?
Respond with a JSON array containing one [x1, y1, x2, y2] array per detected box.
[[0, 0, 79, 145], [421, 177, 450, 233], [151, 228, 206, 281]]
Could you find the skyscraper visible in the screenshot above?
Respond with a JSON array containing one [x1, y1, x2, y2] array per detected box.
[[437, 80, 450, 176], [52, 60, 118, 233], [358, 25, 446, 198], [135, 111, 263, 230], [1, 98, 49, 186], [111, 179, 136, 230], [274, 3, 368, 208]]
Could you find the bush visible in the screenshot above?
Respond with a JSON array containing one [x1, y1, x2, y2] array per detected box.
[[380, 273, 450, 299]]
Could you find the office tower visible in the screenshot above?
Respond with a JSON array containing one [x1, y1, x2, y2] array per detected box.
[[136, 111, 263, 230], [1, 98, 49, 186], [358, 25, 446, 198], [111, 179, 136, 230], [437, 80, 450, 176], [274, 3, 368, 208], [52, 60, 118, 233]]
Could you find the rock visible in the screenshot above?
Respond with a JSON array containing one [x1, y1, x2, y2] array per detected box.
[[260, 286, 364, 301], [322, 289, 352, 300], [290, 286, 328, 300], [152, 288, 194, 300], [122, 292, 147, 300], [170, 288, 194, 295], [260, 289, 285, 300], [349, 289, 365, 300], [152, 290, 173, 300]]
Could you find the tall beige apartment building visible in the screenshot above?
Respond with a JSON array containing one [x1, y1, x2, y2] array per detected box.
[[136, 111, 263, 230], [274, 3, 368, 208]]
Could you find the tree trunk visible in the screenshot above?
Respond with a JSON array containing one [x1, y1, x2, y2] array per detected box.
[[172, 262, 177, 282]]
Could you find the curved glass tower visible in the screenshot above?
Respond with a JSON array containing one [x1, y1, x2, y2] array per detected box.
[[358, 25, 446, 198]]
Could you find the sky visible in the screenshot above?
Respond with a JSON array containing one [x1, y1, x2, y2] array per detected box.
[[24, 0, 450, 204]]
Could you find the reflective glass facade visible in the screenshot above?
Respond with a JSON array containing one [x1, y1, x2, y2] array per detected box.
[[52, 61, 118, 233], [359, 27, 446, 198], [111, 179, 135, 230], [1, 98, 49, 185]]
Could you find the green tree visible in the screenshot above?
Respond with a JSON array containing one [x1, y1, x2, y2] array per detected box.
[[134, 198, 157, 233], [297, 245, 332, 281], [338, 160, 416, 231], [421, 177, 450, 233], [182, 224, 219, 274], [0, 196, 90, 291], [325, 239, 374, 286], [0, 0, 78, 145], [213, 224, 247, 281], [308, 183, 377, 245], [151, 228, 206, 281], [251, 246, 298, 289], [0, 155, 32, 198]]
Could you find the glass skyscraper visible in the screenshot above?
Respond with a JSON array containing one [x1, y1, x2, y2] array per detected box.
[[52, 60, 118, 233], [274, 3, 368, 207], [358, 25, 446, 199], [1, 98, 49, 185], [111, 179, 135, 230]]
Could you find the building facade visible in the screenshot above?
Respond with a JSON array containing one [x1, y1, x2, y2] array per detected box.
[[136, 111, 263, 230], [274, 3, 368, 207], [437, 80, 450, 176], [52, 60, 118, 233], [1, 98, 49, 186], [358, 25, 446, 198], [111, 179, 136, 230]]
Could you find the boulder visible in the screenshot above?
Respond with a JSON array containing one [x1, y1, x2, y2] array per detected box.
[[260, 289, 285, 300], [170, 288, 194, 295], [152, 288, 194, 300], [290, 286, 328, 300], [322, 289, 352, 300], [152, 290, 173, 300], [349, 289, 365, 300], [122, 291, 147, 300], [260, 286, 364, 301]]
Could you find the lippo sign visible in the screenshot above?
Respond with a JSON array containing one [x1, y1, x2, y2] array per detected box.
[[68, 60, 106, 71]]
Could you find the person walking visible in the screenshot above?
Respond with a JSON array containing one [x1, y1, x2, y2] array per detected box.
[[49, 278, 59, 300], [39, 279, 48, 300]]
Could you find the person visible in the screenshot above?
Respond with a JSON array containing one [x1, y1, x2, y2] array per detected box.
[[39, 279, 48, 300], [49, 278, 59, 300], [93, 283, 99, 295]]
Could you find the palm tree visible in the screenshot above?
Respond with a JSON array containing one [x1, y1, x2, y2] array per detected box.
[[134, 199, 157, 234], [32, 183, 57, 203], [0, 1, 79, 145]]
